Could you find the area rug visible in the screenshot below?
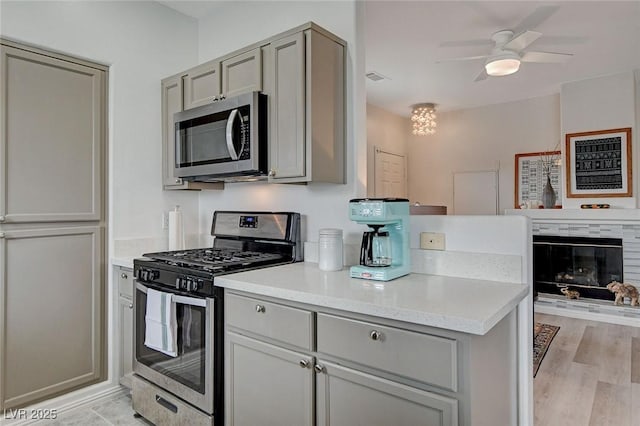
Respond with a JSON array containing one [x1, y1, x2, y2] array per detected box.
[[533, 322, 560, 377]]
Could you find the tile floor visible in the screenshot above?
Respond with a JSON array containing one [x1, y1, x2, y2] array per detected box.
[[43, 392, 150, 426]]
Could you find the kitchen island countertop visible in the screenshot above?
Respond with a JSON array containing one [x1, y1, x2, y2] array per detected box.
[[215, 262, 529, 335]]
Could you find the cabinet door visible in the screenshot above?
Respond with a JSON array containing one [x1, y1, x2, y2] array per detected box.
[[226, 332, 314, 426], [267, 33, 306, 181], [119, 295, 134, 388], [161, 75, 187, 188], [316, 361, 458, 426], [222, 48, 262, 98], [0, 45, 104, 223], [0, 226, 103, 409], [183, 60, 221, 109]]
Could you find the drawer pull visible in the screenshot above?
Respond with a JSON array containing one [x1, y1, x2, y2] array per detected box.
[[370, 330, 382, 341], [128, 303, 134, 309], [121, 272, 128, 279], [155, 395, 178, 413], [299, 359, 310, 368], [314, 364, 325, 374], [255, 304, 266, 313]]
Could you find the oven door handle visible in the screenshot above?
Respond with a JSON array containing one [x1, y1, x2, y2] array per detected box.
[[136, 282, 207, 308]]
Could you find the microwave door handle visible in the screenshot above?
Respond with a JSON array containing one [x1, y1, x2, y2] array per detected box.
[[136, 282, 207, 308], [225, 108, 240, 160]]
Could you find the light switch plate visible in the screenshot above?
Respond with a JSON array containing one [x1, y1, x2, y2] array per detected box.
[[420, 232, 445, 250]]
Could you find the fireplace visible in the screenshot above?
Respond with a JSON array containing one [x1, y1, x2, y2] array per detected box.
[[533, 235, 623, 301]]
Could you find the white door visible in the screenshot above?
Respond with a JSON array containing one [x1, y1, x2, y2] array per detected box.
[[374, 148, 407, 198]]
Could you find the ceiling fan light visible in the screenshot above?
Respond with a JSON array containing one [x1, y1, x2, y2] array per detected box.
[[485, 57, 521, 76]]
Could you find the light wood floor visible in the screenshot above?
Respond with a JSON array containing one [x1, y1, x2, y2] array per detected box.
[[534, 313, 640, 426]]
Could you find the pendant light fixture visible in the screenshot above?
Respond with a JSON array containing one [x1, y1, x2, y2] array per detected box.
[[411, 103, 437, 136]]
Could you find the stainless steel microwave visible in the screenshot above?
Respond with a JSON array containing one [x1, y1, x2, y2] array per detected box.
[[173, 91, 267, 182]]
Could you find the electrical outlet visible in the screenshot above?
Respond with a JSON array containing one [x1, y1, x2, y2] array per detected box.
[[162, 212, 169, 230], [420, 232, 445, 250]]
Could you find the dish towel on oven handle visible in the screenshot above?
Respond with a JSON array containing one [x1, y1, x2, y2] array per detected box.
[[144, 288, 178, 357]]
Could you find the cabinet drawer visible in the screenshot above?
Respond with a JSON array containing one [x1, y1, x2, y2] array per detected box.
[[317, 313, 457, 391], [118, 268, 133, 299], [226, 293, 314, 350]]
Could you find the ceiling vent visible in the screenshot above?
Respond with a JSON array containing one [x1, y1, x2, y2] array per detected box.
[[366, 71, 389, 82]]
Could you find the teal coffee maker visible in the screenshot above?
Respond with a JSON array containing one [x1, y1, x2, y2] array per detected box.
[[349, 198, 410, 281]]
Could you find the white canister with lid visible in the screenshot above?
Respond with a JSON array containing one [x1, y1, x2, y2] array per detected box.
[[318, 228, 343, 271]]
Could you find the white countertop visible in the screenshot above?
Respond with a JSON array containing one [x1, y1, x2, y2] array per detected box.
[[111, 256, 135, 269], [216, 262, 529, 335]]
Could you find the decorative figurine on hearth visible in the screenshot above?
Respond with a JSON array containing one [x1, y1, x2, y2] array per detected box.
[[606, 281, 639, 306], [560, 287, 580, 300]]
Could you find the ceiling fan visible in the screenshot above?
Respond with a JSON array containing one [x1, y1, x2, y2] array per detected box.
[[438, 6, 574, 81]]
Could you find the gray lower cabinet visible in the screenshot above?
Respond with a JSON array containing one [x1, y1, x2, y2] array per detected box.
[[117, 267, 134, 388], [0, 40, 107, 410], [226, 332, 314, 426], [225, 290, 518, 426], [316, 360, 457, 426]]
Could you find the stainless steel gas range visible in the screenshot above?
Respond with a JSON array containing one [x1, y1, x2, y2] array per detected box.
[[132, 211, 302, 425]]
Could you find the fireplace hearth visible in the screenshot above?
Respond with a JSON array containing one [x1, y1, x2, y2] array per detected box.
[[533, 235, 623, 301]]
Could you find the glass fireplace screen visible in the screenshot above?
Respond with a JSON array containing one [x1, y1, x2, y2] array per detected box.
[[533, 235, 623, 300]]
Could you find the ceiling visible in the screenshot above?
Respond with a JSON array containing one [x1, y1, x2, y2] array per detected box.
[[366, 1, 640, 115], [158, 1, 640, 116]]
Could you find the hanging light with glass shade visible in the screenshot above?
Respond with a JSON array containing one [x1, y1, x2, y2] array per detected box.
[[411, 103, 437, 136]]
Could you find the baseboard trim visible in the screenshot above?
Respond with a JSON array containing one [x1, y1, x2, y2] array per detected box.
[[1, 383, 125, 425], [536, 303, 640, 327]]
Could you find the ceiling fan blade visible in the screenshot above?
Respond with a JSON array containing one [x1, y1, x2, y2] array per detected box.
[[474, 68, 488, 82], [504, 30, 542, 52], [436, 55, 489, 63], [521, 51, 573, 63], [439, 39, 493, 48], [513, 5, 560, 34]]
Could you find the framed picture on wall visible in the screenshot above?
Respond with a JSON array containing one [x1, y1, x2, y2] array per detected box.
[[514, 151, 562, 208], [565, 128, 632, 198]]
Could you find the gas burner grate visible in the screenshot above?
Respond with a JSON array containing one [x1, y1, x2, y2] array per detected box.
[[143, 248, 284, 271]]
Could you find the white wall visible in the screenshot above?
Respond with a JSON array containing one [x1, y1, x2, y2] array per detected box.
[[196, 1, 368, 246], [560, 71, 638, 208], [407, 94, 561, 212], [0, 1, 202, 243], [366, 103, 408, 197]]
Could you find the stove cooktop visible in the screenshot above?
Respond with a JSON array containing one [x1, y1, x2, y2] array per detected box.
[[142, 248, 285, 273]]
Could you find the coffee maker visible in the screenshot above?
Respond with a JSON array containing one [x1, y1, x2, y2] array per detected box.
[[349, 198, 410, 281]]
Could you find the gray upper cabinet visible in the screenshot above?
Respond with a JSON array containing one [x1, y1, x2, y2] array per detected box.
[[161, 73, 223, 190], [160, 22, 346, 189], [0, 45, 103, 223], [183, 60, 221, 110], [221, 48, 262, 98], [266, 28, 345, 184]]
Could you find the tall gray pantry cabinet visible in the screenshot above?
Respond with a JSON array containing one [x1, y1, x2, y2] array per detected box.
[[0, 40, 107, 410]]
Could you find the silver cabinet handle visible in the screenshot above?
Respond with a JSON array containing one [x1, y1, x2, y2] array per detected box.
[[121, 273, 128, 279], [255, 304, 266, 313], [268, 169, 276, 177], [299, 359, 310, 368], [128, 303, 134, 309], [175, 178, 181, 184], [370, 330, 382, 341], [314, 364, 324, 374], [0, 232, 5, 239], [0, 215, 5, 222]]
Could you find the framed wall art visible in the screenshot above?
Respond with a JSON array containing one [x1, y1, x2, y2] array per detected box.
[[565, 128, 632, 198], [514, 151, 562, 208]]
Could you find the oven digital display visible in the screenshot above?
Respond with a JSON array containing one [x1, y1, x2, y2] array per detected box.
[[239, 215, 258, 228]]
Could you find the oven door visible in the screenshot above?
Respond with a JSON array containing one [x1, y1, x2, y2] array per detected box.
[[133, 282, 215, 414]]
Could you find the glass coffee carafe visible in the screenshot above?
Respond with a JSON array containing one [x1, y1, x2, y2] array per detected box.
[[360, 226, 392, 267]]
